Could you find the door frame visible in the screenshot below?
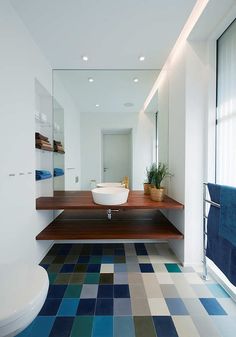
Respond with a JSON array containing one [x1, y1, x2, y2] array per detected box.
[[101, 128, 133, 188]]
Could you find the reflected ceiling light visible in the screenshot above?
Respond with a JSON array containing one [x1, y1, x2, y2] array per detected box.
[[95, 104, 100, 107], [82, 55, 88, 61], [139, 56, 145, 61], [88, 77, 94, 83], [133, 78, 139, 83]]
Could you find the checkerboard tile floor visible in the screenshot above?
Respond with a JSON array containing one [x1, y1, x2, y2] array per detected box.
[[18, 243, 236, 337]]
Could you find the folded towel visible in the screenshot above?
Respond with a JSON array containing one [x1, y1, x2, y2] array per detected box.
[[220, 185, 236, 246], [35, 170, 52, 180], [54, 168, 64, 176], [35, 132, 48, 141]]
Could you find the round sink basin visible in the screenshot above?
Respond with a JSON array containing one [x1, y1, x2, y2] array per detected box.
[[92, 187, 129, 205], [96, 182, 125, 188]]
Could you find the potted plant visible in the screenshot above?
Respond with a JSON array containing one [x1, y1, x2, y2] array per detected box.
[[143, 163, 157, 195], [150, 163, 171, 201]]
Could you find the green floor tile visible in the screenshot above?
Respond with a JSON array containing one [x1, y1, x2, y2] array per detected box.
[[114, 256, 126, 263], [54, 273, 72, 284], [165, 263, 182, 273], [99, 273, 114, 284], [48, 272, 57, 284], [85, 273, 100, 284], [70, 273, 85, 284], [134, 316, 157, 337], [64, 285, 82, 298], [89, 256, 102, 263], [65, 255, 78, 264], [71, 316, 93, 337], [47, 264, 62, 273], [75, 264, 88, 273]]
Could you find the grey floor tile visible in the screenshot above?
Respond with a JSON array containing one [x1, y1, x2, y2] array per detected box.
[[211, 316, 236, 337], [114, 298, 132, 316], [191, 315, 222, 337], [114, 272, 128, 284], [160, 284, 180, 298]]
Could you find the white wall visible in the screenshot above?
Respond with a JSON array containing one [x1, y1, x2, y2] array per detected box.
[[0, 0, 54, 264], [80, 110, 155, 190], [157, 41, 207, 265], [53, 73, 81, 190]]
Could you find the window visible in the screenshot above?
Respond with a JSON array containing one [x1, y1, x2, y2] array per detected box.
[[216, 19, 236, 186]]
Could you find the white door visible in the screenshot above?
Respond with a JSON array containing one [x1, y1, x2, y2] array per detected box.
[[102, 132, 131, 185]]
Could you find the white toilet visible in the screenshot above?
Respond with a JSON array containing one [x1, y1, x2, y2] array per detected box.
[[0, 263, 49, 337]]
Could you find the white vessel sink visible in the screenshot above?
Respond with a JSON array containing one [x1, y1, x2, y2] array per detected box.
[[92, 187, 129, 205], [97, 182, 125, 188]]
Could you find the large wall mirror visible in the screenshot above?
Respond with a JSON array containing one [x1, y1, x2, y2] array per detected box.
[[52, 70, 168, 192]]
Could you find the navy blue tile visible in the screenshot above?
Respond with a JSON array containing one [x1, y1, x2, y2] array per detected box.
[[114, 285, 130, 298], [76, 299, 96, 315], [58, 244, 72, 256], [39, 298, 61, 316], [87, 264, 101, 273], [91, 247, 103, 255], [77, 256, 90, 263], [153, 316, 178, 337], [49, 317, 74, 337], [139, 264, 154, 273], [114, 249, 125, 256], [199, 298, 227, 315], [47, 285, 67, 298], [97, 285, 113, 298], [40, 264, 49, 270], [134, 243, 148, 255], [95, 299, 113, 315], [60, 264, 75, 273]]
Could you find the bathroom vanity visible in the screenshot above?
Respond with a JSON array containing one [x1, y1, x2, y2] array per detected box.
[[36, 191, 184, 241]]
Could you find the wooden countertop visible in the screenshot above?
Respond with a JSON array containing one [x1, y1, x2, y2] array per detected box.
[[36, 191, 184, 210]]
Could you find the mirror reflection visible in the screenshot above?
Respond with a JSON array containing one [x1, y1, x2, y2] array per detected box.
[[53, 69, 165, 192]]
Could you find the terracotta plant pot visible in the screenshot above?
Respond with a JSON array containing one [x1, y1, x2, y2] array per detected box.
[[143, 183, 152, 195], [150, 187, 165, 201]]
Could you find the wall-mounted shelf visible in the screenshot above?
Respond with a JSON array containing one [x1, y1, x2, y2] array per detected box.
[[36, 209, 184, 241], [36, 190, 184, 210], [36, 146, 53, 152]]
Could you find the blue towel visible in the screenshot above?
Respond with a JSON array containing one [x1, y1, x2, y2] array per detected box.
[[35, 170, 52, 180], [207, 183, 236, 286], [220, 185, 236, 246], [54, 168, 64, 177]]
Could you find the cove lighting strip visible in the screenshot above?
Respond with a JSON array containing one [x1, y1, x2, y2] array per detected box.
[[141, 0, 209, 113]]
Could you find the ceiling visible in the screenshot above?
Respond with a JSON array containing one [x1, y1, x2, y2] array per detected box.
[[54, 70, 159, 114], [11, 0, 197, 69]]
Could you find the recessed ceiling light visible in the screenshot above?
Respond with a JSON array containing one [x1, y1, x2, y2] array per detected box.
[[95, 104, 100, 107], [88, 77, 94, 83], [139, 56, 145, 61], [133, 78, 139, 83], [82, 55, 88, 61], [124, 102, 134, 107]]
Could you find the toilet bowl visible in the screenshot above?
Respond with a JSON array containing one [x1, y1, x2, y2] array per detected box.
[[0, 263, 49, 337]]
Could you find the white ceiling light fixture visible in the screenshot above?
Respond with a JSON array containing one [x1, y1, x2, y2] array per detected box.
[[95, 104, 100, 107], [82, 55, 88, 61], [88, 77, 94, 83], [133, 78, 139, 83], [139, 56, 145, 62]]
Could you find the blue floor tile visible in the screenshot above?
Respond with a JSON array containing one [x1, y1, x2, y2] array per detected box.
[[114, 249, 125, 256], [60, 264, 75, 273], [87, 264, 101, 273], [57, 298, 79, 316], [92, 316, 113, 337], [39, 299, 61, 316], [17, 316, 55, 337], [139, 263, 154, 273], [95, 299, 113, 315], [114, 285, 130, 298], [47, 285, 67, 298], [101, 256, 114, 263], [114, 316, 135, 337], [49, 317, 74, 337], [77, 299, 96, 315], [153, 316, 178, 337], [165, 298, 189, 315], [199, 298, 227, 315], [207, 284, 230, 298], [114, 264, 127, 272], [78, 256, 90, 263], [97, 285, 113, 298]]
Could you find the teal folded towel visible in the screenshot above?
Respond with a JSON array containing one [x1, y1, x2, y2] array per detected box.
[[220, 185, 236, 246]]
